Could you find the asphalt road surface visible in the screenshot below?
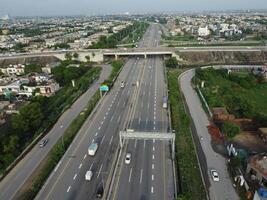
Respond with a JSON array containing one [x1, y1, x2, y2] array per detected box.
[[36, 23, 175, 200], [0, 65, 111, 200], [179, 69, 239, 200]]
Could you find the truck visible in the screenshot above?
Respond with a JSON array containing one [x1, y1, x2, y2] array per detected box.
[[162, 96, 168, 109], [88, 143, 98, 156]]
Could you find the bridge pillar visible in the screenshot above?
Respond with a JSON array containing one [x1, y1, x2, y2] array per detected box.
[[144, 54, 147, 59], [115, 54, 118, 60]]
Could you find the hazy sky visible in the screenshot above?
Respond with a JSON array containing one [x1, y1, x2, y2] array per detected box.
[[0, 0, 266, 16]]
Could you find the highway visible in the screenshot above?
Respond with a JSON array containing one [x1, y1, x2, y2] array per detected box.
[[179, 69, 239, 200], [0, 66, 111, 200], [110, 24, 175, 200], [35, 23, 175, 200]]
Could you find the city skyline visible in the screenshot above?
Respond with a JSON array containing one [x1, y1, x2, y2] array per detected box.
[[0, 0, 267, 16]]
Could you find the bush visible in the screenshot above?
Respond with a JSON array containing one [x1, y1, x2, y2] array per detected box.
[[165, 57, 178, 68], [222, 121, 241, 139]]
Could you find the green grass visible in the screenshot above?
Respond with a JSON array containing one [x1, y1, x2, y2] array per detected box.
[[19, 60, 124, 200], [167, 68, 206, 200]]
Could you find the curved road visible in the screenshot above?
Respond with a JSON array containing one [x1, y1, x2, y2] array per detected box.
[[179, 69, 239, 200]]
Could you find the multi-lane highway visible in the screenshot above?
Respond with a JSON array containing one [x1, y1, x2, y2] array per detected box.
[[0, 65, 111, 200], [109, 24, 175, 200], [35, 23, 175, 200], [180, 69, 239, 200]]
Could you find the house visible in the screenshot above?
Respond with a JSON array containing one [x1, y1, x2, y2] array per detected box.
[[246, 153, 267, 187], [0, 80, 21, 94], [212, 107, 235, 122], [198, 26, 210, 37], [36, 82, 60, 97], [0, 64, 25, 76]]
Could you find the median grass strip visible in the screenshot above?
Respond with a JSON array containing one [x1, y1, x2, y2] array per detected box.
[[167, 68, 206, 200], [19, 61, 124, 200]]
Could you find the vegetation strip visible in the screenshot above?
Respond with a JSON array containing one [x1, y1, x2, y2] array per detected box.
[[19, 60, 124, 200], [167, 68, 206, 200]]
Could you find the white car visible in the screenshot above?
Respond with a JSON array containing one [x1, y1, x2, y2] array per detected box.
[[120, 81, 125, 88], [85, 170, 93, 181], [211, 169, 219, 182], [125, 153, 131, 164], [88, 143, 98, 156]]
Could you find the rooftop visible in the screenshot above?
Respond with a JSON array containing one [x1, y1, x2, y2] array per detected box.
[[250, 153, 267, 179]]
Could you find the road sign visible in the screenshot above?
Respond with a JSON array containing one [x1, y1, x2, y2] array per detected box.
[[100, 85, 109, 92]]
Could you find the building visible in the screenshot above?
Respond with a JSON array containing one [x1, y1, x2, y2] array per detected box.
[[246, 153, 267, 187], [0, 64, 25, 76], [37, 82, 60, 97], [198, 26, 210, 37]]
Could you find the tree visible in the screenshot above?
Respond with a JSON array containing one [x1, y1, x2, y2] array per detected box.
[[12, 102, 44, 134], [230, 156, 242, 169], [222, 121, 241, 139], [85, 55, 90, 63], [73, 52, 79, 60], [165, 57, 178, 68], [64, 52, 73, 61], [3, 135, 19, 153]]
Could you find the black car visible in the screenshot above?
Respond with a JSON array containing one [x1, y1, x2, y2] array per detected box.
[[96, 186, 104, 199]]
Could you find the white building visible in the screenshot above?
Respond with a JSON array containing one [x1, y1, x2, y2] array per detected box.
[[198, 26, 210, 37]]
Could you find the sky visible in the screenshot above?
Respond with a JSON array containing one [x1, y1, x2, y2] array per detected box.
[[0, 0, 266, 16]]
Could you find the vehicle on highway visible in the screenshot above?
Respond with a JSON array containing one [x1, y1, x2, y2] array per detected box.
[[88, 143, 98, 156], [120, 81, 125, 88], [39, 139, 48, 148], [85, 170, 93, 181], [125, 153, 131, 164], [200, 136, 203, 140], [162, 96, 168, 109], [211, 169, 220, 181], [96, 186, 104, 198]]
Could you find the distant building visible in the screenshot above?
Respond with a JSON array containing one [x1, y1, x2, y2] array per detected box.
[[198, 26, 210, 37]]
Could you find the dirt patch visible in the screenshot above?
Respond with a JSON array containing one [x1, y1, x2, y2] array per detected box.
[[177, 51, 267, 66], [232, 131, 267, 154]]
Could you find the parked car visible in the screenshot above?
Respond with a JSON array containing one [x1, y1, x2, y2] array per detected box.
[[39, 139, 48, 148], [211, 169, 219, 181]]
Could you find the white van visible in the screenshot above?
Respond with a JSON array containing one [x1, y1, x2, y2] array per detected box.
[[88, 143, 98, 156]]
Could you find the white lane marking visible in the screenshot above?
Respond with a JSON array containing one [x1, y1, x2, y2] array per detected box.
[[83, 154, 87, 159], [143, 140, 146, 149], [79, 163, 83, 169], [128, 168, 132, 183], [108, 107, 110, 111], [98, 126, 101, 130], [153, 126, 156, 130], [140, 169, 143, 184], [101, 121, 104, 125], [152, 155, 155, 160], [73, 174, 77, 180], [104, 116, 106, 120], [153, 121, 156, 125], [117, 115, 121, 123], [111, 116, 114, 122], [154, 116, 156, 120], [146, 118, 148, 125], [67, 186, 71, 193], [54, 161, 62, 172], [153, 146, 155, 151], [152, 164, 154, 169], [92, 139, 95, 143], [148, 103, 150, 109], [101, 135, 106, 144], [151, 186, 154, 193], [154, 96, 156, 100], [154, 107, 156, 110], [112, 100, 114, 104], [134, 139, 137, 148], [153, 139, 155, 144], [152, 174, 154, 181], [139, 117, 141, 124], [123, 101, 126, 107], [95, 132, 98, 136], [154, 100, 156, 104], [106, 112, 108, 115], [97, 164, 103, 178], [109, 135, 113, 145], [89, 162, 94, 170]]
